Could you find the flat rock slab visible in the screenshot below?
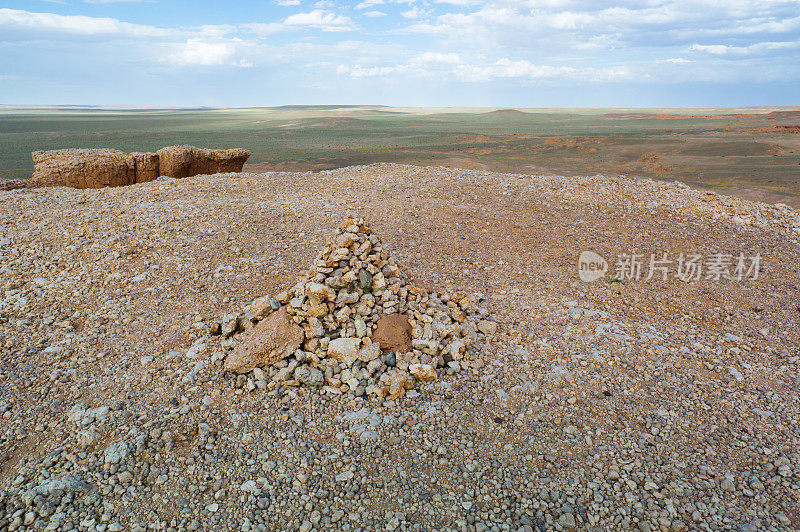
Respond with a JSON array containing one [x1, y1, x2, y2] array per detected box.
[[224, 308, 303, 374]]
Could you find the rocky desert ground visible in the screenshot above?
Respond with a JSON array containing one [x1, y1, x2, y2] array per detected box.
[[1, 163, 799, 531]]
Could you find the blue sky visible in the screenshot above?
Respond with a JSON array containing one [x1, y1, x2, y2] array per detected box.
[[1, 0, 799, 107]]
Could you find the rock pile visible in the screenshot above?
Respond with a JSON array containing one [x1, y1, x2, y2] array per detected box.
[[28, 145, 250, 189], [221, 217, 495, 399]]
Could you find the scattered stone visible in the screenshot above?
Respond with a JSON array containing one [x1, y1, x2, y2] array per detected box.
[[76, 427, 101, 447], [294, 365, 324, 386], [477, 319, 498, 335], [409, 363, 437, 381], [22, 474, 89, 506], [1, 163, 796, 532], [104, 440, 130, 465]]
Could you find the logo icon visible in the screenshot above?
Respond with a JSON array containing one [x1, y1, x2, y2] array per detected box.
[[578, 251, 608, 282]]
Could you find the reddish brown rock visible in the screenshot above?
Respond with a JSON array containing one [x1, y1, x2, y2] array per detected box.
[[26, 145, 250, 189], [224, 308, 303, 374], [208, 147, 251, 173], [156, 145, 205, 179], [131, 152, 160, 183], [371, 313, 413, 354], [31, 149, 135, 189], [156, 145, 250, 179]]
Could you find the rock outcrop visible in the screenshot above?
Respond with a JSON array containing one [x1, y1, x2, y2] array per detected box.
[[28, 145, 250, 189], [32, 149, 135, 189], [131, 152, 160, 183], [156, 146, 251, 179]]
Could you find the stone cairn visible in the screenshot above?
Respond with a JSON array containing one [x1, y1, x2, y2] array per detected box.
[[219, 217, 497, 400]]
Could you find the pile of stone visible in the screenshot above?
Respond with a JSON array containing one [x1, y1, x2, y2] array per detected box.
[[220, 217, 496, 400], [26, 145, 250, 189]]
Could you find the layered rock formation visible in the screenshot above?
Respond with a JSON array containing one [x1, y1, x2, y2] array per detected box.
[[157, 146, 251, 179], [32, 149, 135, 189], [131, 152, 160, 183], [28, 145, 250, 189]]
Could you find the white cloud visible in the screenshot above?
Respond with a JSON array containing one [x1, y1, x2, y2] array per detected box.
[[283, 10, 355, 31], [363, 10, 387, 17], [0, 8, 172, 37], [401, 6, 432, 19], [689, 44, 730, 55], [337, 64, 404, 77], [410, 51, 462, 64], [276, 0, 301, 5], [452, 58, 577, 82], [244, 22, 286, 35], [169, 38, 238, 66], [690, 41, 800, 56], [335, 52, 632, 83], [356, 0, 383, 9], [84, 0, 150, 4], [406, 1, 800, 54]]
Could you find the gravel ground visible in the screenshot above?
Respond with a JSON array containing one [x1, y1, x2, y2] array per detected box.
[[1, 163, 799, 531]]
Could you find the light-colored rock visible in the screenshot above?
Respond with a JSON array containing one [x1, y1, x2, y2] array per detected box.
[[358, 343, 381, 363], [409, 363, 437, 381], [222, 313, 239, 337], [22, 474, 89, 506], [294, 365, 324, 386], [377, 370, 414, 400], [354, 318, 367, 338], [477, 320, 498, 335], [306, 303, 328, 318], [336, 290, 360, 305], [76, 427, 101, 447], [448, 340, 465, 360], [104, 440, 130, 465], [327, 337, 361, 366], [249, 296, 278, 320], [306, 283, 336, 305]]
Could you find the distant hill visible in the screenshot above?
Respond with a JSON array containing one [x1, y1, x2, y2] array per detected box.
[[272, 105, 389, 110], [483, 109, 528, 116]]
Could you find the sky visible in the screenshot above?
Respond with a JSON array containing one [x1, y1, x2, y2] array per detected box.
[[0, 0, 799, 107]]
